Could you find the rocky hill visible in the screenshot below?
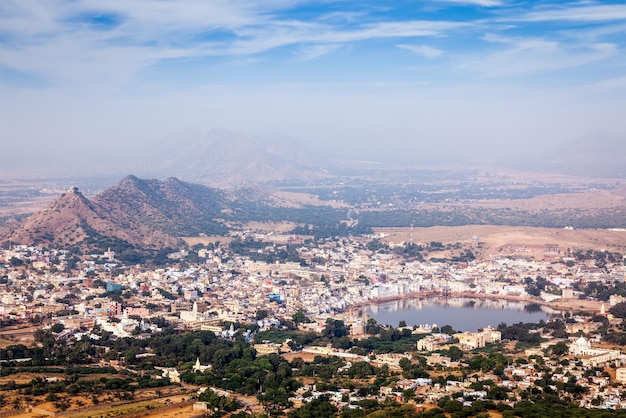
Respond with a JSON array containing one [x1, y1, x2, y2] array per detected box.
[[2, 172, 361, 253], [4, 176, 232, 251], [94, 175, 229, 237], [6, 187, 117, 248]]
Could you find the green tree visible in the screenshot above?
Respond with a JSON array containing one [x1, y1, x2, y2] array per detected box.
[[292, 309, 311, 324], [323, 319, 348, 338], [440, 325, 456, 335], [348, 361, 375, 379], [51, 323, 65, 333], [609, 302, 626, 318], [399, 357, 412, 372], [402, 388, 415, 401], [446, 346, 464, 362], [9, 257, 24, 267], [366, 318, 381, 335], [288, 394, 337, 418], [549, 341, 569, 356]]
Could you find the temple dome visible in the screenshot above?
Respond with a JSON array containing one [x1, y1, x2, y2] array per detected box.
[[575, 336, 590, 349]]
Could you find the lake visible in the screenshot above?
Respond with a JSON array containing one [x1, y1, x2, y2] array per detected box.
[[365, 297, 560, 331]]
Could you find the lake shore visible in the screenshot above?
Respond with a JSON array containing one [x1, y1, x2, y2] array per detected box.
[[346, 290, 603, 314]]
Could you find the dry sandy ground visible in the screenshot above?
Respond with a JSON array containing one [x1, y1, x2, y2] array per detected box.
[[139, 402, 196, 418], [375, 225, 626, 257], [436, 189, 625, 211], [271, 191, 349, 208], [0, 326, 39, 348], [3, 393, 193, 418]]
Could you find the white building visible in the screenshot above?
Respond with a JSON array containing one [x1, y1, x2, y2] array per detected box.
[[569, 337, 626, 367], [193, 357, 211, 373]]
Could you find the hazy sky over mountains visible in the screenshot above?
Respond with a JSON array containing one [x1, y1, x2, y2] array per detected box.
[[1, 0, 625, 175]]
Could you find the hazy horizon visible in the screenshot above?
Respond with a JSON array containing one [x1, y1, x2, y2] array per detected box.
[[1, 1, 626, 177]]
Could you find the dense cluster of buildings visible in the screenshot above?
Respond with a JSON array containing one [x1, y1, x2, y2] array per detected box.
[[2, 234, 626, 410], [2, 237, 625, 336]]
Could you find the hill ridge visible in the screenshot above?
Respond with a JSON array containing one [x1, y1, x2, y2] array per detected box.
[[4, 176, 231, 251]]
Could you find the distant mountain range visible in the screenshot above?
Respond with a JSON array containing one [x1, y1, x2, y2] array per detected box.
[[149, 129, 626, 180], [507, 131, 626, 178], [4, 127, 625, 181], [141, 128, 328, 184]]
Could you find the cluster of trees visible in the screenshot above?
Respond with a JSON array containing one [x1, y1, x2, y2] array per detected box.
[[287, 177, 581, 207], [357, 206, 626, 229], [229, 238, 305, 264], [352, 326, 418, 355], [291, 222, 372, 240], [497, 322, 543, 347], [525, 276, 546, 297], [609, 302, 626, 319], [581, 282, 626, 302], [6, 312, 626, 417], [256, 318, 425, 355], [197, 389, 241, 415], [572, 249, 624, 268]]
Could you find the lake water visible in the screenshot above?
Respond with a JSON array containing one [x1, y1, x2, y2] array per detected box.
[[365, 297, 560, 331]]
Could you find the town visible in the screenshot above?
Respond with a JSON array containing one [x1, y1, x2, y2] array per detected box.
[[2, 230, 626, 417]]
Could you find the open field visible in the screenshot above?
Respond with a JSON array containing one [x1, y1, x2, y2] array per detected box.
[[456, 189, 626, 211], [181, 235, 233, 247], [0, 326, 39, 347], [1, 396, 195, 418], [62, 395, 194, 418], [374, 225, 626, 258], [271, 191, 349, 208], [0, 383, 194, 418]]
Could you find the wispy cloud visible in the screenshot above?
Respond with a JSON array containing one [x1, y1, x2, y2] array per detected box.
[[590, 76, 626, 89], [510, 4, 626, 22], [434, 0, 503, 7], [0, 0, 470, 88], [3, 1, 626, 173], [397, 44, 443, 58], [460, 34, 618, 78], [0, 0, 624, 92], [294, 44, 341, 61]]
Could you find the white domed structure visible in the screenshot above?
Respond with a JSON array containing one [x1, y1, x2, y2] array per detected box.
[[570, 336, 592, 356]]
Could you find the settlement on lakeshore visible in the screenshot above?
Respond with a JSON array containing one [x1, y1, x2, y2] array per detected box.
[[1, 235, 617, 338], [3, 232, 626, 413]]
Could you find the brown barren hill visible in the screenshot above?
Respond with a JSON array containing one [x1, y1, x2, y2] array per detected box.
[[6, 187, 116, 247], [5, 181, 183, 249]]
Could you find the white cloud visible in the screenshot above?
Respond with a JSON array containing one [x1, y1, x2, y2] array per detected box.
[[396, 44, 443, 59], [459, 35, 618, 78], [318, 11, 371, 23], [434, 0, 503, 7], [589, 76, 626, 90], [0, 0, 470, 89], [294, 44, 341, 61], [1, 0, 624, 104], [227, 20, 467, 55], [511, 4, 626, 23], [482, 33, 559, 51]]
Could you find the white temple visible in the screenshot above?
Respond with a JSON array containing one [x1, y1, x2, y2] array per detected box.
[[569, 337, 625, 367], [193, 357, 211, 373]]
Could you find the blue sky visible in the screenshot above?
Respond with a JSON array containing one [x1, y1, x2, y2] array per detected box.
[[1, 0, 626, 174]]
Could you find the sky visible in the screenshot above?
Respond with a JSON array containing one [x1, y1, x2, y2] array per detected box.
[[1, 0, 626, 176]]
